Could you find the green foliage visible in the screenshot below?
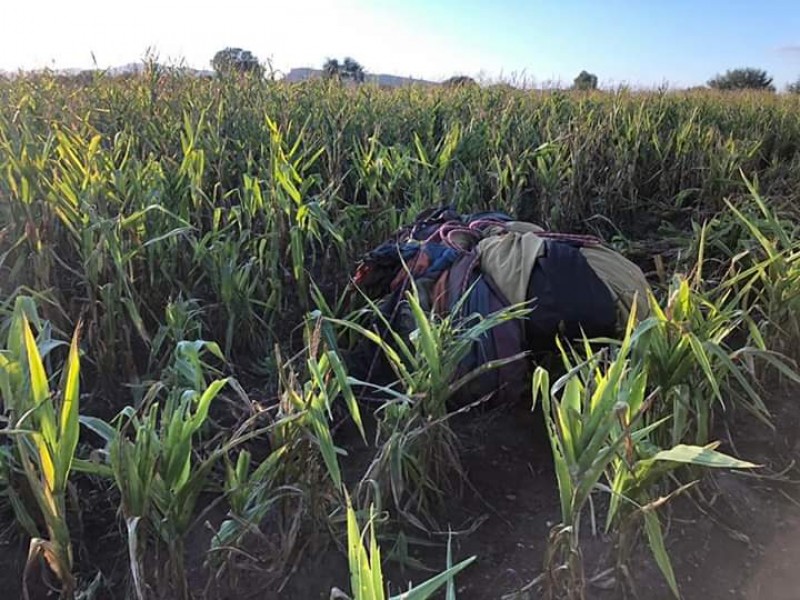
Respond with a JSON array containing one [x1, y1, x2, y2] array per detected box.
[[630, 278, 782, 446], [211, 47, 263, 77], [443, 75, 478, 88], [707, 67, 775, 91], [340, 497, 475, 600], [719, 180, 800, 362], [572, 71, 598, 91], [327, 285, 529, 524], [0, 70, 799, 600], [533, 310, 760, 600], [81, 340, 238, 599], [533, 314, 644, 599], [208, 445, 289, 576], [3, 74, 800, 379], [529, 197, 800, 597], [0, 299, 82, 597], [270, 315, 364, 492], [324, 57, 366, 82]]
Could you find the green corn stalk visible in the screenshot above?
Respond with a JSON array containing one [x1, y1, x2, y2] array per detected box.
[[603, 395, 759, 598], [329, 282, 530, 420], [337, 496, 475, 600], [719, 177, 800, 363], [80, 340, 257, 600], [0, 315, 82, 599], [327, 283, 529, 524], [535, 305, 763, 599], [532, 316, 643, 600], [210, 445, 289, 561], [627, 277, 798, 448], [262, 116, 343, 311], [273, 326, 364, 493], [4, 73, 800, 386]]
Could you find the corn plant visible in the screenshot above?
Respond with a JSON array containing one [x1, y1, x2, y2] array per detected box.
[[148, 296, 204, 370], [271, 314, 365, 493], [604, 442, 756, 598], [207, 445, 290, 579], [533, 313, 759, 599], [189, 220, 270, 358], [4, 75, 800, 385], [80, 340, 249, 600], [719, 178, 800, 363], [327, 284, 529, 525], [334, 496, 475, 600], [532, 316, 644, 600], [0, 305, 82, 598], [218, 313, 368, 568], [261, 116, 345, 311], [3, 70, 800, 600], [330, 283, 530, 421], [627, 277, 798, 448]]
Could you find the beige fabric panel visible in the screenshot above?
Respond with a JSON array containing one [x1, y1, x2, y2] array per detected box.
[[482, 221, 545, 237], [476, 231, 545, 305], [580, 245, 651, 326], [506, 221, 545, 234]]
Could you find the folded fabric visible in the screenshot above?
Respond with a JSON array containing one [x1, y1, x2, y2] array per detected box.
[[476, 231, 546, 305], [580, 244, 652, 327]]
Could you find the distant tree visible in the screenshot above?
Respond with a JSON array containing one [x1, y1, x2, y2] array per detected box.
[[787, 77, 800, 94], [707, 68, 775, 91], [573, 70, 598, 90], [211, 47, 263, 76], [343, 57, 365, 82], [323, 58, 341, 80], [323, 57, 366, 83], [443, 75, 477, 88]]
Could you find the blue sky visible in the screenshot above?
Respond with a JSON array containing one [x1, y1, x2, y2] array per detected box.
[[3, 0, 799, 88]]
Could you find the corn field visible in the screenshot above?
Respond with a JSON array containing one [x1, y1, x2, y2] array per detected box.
[[1, 69, 800, 599]]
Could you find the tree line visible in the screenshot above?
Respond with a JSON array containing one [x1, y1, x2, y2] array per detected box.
[[210, 47, 800, 92]]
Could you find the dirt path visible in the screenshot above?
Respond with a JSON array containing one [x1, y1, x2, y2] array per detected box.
[[742, 513, 800, 600]]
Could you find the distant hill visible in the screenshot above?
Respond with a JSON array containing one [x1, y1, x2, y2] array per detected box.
[[2, 64, 434, 85], [106, 63, 214, 77], [2, 63, 215, 79], [282, 67, 437, 87], [282, 68, 322, 82]]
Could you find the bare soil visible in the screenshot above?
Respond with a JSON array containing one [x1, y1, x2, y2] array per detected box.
[[273, 390, 800, 600], [2, 389, 799, 599]]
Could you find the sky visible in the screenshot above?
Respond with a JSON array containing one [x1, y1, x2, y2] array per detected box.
[[3, 0, 800, 88]]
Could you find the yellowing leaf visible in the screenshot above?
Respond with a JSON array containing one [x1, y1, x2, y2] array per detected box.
[[653, 444, 758, 469]]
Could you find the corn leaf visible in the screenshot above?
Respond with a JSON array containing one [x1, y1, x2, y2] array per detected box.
[[643, 509, 679, 598], [653, 444, 758, 469]]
